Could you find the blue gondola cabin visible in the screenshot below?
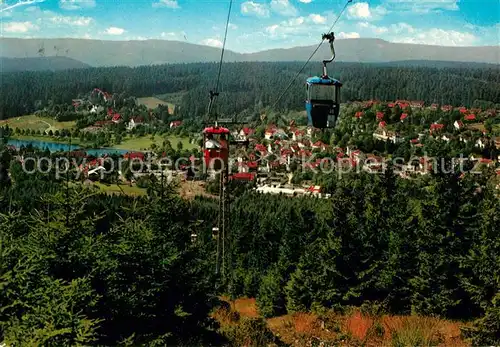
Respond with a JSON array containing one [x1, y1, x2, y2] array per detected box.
[[306, 76, 342, 129]]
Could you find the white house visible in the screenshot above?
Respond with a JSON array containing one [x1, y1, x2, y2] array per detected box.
[[475, 138, 486, 149], [454, 120, 464, 130], [127, 118, 145, 131], [373, 129, 403, 144]]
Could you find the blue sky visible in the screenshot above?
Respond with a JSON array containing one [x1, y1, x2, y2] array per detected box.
[[1, 0, 499, 52]]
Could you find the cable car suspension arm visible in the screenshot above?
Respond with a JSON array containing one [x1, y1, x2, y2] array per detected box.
[[270, 0, 352, 112], [321, 32, 335, 78]]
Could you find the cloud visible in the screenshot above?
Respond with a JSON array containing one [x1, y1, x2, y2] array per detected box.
[[347, 2, 371, 19], [357, 22, 389, 34], [161, 31, 187, 40], [152, 0, 179, 9], [3, 20, 38, 32], [347, 2, 387, 20], [308, 13, 326, 24], [393, 28, 476, 46], [298, 0, 312, 3], [264, 14, 332, 39], [389, 22, 415, 34], [338, 31, 360, 39], [229, 23, 238, 30], [49, 15, 93, 26], [270, 0, 298, 16], [200, 38, 223, 48], [241, 1, 270, 18], [105, 26, 125, 35], [382, 0, 459, 13], [59, 0, 96, 10]]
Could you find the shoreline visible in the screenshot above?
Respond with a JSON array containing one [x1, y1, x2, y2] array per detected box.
[[8, 135, 137, 154]]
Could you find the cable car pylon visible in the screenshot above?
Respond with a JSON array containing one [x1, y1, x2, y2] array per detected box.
[[200, 0, 236, 283]]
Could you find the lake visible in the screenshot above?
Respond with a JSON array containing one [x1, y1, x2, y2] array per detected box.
[[7, 139, 133, 156]]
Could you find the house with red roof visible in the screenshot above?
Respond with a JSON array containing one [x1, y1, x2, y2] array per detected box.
[[170, 120, 182, 128], [410, 101, 424, 109], [292, 129, 305, 141], [430, 123, 445, 134], [430, 103, 439, 111], [298, 149, 312, 158], [305, 185, 322, 196], [238, 161, 259, 173], [229, 173, 255, 181], [112, 114, 122, 123], [124, 152, 145, 161], [264, 125, 277, 140], [127, 117, 145, 131], [355, 111, 364, 119], [464, 114, 476, 121], [376, 112, 385, 121], [364, 100, 374, 108], [254, 144, 267, 156], [311, 141, 327, 151], [400, 113, 408, 121], [236, 127, 255, 141], [441, 105, 453, 112]]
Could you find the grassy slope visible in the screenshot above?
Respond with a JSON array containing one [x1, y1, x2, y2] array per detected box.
[[114, 135, 197, 151], [136, 96, 176, 113], [0, 115, 76, 132], [93, 182, 147, 196], [155, 92, 185, 107], [214, 298, 470, 347]]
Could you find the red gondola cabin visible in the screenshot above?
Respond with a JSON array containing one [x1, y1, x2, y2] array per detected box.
[[202, 126, 230, 172]]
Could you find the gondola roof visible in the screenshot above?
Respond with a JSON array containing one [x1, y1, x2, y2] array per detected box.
[[306, 76, 342, 86]]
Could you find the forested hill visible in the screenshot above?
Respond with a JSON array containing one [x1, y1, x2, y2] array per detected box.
[[369, 60, 500, 69], [1, 61, 499, 119], [0, 56, 90, 72]]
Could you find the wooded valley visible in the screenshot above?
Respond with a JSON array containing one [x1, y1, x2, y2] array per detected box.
[[1, 61, 499, 120]]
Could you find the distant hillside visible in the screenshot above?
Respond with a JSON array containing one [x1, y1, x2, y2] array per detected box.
[[355, 60, 500, 69], [1, 37, 498, 67], [242, 39, 500, 65], [0, 56, 90, 72]]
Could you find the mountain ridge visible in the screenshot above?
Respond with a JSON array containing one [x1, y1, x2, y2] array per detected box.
[[1, 37, 499, 68]]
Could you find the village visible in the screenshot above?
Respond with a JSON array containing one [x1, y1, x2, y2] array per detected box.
[[5, 90, 500, 197]]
